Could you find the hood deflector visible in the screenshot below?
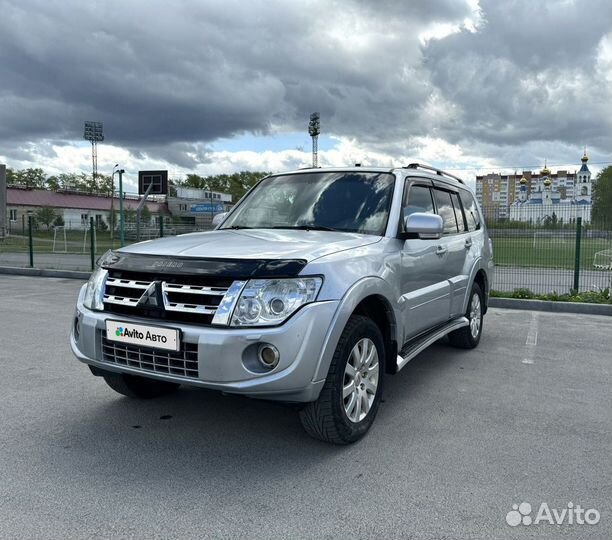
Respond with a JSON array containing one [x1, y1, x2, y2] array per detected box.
[[101, 252, 308, 279]]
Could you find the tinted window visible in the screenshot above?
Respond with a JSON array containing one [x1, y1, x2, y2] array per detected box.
[[404, 184, 434, 216], [459, 190, 481, 232], [451, 192, 466, 233], [221, 171, 395, 236], [433, 189, 458, 234]]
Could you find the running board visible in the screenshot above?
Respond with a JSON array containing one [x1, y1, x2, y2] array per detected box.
[[396, 317, 469, 372]]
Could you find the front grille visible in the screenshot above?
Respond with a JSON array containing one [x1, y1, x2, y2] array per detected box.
[[103, 270, 235, 325], [101, 331, 199, 379]]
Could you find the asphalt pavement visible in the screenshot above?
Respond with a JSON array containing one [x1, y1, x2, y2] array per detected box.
[[0, 275, 610, 539]]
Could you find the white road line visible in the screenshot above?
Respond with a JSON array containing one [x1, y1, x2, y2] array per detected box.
[[522, 311, 539, 365]]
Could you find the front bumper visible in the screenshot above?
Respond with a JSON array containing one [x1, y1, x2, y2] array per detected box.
[[71, 285, 339, 402]]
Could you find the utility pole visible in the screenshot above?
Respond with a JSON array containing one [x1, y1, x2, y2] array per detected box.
[[308, 112, 320, 168]]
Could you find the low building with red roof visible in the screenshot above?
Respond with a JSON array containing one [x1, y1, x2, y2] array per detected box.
[[7, 187, 169, 231]]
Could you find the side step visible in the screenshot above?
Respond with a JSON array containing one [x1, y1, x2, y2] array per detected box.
[[396, 317, 469, 372]]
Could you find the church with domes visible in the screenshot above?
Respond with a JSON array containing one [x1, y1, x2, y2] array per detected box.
[[509, 152, 593, 224]]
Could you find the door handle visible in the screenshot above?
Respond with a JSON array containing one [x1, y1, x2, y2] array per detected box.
[[464, 238, 473, 249], [436, 245, 448, 256]]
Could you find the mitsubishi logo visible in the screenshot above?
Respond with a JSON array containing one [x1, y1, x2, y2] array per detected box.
[[137, 281, 160, 308]]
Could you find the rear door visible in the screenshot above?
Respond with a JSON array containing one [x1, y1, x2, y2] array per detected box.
[[399, 179, 451, 340], [432, 185, 471, 317]]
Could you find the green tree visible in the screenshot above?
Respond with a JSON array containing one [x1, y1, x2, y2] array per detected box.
[[13, 168, 46, 188], [174, 171, 269, 202], [592, 166, 612, 227], [35, 206, 58, 230], [46, 175, 61, 191]]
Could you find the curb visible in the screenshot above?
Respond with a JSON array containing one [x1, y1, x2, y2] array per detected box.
[[0, 266, 90, 280], [489, 297, 612, 316]]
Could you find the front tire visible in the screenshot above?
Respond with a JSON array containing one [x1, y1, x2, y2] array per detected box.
[[102, 371, 180, 399], [448, 282, 484, 349], [299, 315, 385, 444]]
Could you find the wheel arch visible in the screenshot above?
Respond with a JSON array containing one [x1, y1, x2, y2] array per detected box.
[[312, 277, 399, 382], [462, 262, 490, 315], [352, 295, 398, 375]]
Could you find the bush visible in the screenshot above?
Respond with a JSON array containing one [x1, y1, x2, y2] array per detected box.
[[491, 288, 612, 304]]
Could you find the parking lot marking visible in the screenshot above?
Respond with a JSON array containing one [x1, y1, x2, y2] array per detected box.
[[522, 312, 539, 364]]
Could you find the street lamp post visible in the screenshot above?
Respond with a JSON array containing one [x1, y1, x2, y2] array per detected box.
[[117, 169, 126, 247], [110, 164, 118, 240]]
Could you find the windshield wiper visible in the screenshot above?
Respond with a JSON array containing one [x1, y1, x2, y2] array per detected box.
[[267, 225, 340, 232], [224, 225, 253, 230]]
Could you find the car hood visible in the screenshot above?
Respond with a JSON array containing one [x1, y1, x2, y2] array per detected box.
[[120, 229, 382, 262]]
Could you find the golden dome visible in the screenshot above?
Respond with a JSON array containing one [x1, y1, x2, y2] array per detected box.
[[520, 175, 528, 185], [541, 166, 551, 176], [543, 178, 552, 187], [581, 151, 588, 163]]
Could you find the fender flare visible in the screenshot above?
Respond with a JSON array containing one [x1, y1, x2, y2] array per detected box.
[[312, 276, 398, 382], [461, 258, 492, 314]]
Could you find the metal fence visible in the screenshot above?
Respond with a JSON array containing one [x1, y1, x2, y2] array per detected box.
[[0, 217, 212, 272], [485, 205, 612, 295], [1, 205, 611, 301]]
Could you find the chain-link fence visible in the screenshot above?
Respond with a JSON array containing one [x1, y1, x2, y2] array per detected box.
[[485, 205, 612, 295]]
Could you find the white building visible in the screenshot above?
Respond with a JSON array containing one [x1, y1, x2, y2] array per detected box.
[[509, 152, 593, 224]]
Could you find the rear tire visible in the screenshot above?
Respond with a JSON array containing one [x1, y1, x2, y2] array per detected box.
[[448, 282, 484, 349], [299, 315, 385, 444], [102, 371, 180, 399]]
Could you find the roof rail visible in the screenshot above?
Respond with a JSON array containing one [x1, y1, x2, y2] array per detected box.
[[404, 163, 465, 185]]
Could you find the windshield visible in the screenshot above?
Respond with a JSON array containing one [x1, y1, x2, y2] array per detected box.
[[221, 171, 395, 235]]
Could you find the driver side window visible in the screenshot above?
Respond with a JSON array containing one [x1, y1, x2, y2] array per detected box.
[[403, 184, 434, 219]]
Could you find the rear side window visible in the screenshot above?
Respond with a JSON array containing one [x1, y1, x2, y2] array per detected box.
[[433, 189, 458, 234], [404, 184, 434, 216], [459, 190, 481, 232], [450, 192, 466, 233]]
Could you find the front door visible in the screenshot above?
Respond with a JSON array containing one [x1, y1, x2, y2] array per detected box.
[[399, 182, 451, 341]]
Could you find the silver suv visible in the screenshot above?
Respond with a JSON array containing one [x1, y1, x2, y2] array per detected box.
[[71, 164, 493, 444]]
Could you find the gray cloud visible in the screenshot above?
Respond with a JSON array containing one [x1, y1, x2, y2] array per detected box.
[[0, 0, 610, 169], [424, 0, 612, 149]]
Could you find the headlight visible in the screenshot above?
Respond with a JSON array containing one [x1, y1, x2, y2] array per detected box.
[[83, 266, 108, 311], [230, 277, 322, 327]]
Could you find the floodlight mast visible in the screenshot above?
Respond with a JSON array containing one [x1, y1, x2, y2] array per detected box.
[[308, 112, 320, 168], [83, 121, 104, 191]]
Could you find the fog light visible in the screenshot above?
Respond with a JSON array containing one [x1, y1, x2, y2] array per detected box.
[[258, 344, 280, 369]]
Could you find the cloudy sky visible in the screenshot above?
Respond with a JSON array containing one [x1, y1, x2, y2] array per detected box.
[[1, 0, 611, 191]]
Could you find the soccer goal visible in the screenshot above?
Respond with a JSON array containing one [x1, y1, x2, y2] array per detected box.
[[593, 248, 612, 270], [52, 226, 67, 253], [532, 231, 572, 249]]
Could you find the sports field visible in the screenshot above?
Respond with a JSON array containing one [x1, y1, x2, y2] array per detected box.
[[492, 236, 612, 270]]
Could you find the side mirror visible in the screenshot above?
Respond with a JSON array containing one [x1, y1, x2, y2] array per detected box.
[[403, 212, 443, 240], [212, 212, 228, 227]]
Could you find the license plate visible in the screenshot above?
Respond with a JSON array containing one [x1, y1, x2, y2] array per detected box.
[[105, 320, 180, 352]]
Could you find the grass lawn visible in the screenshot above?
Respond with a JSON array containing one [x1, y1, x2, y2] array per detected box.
[[2, 230, 612, 271], [492, 236, 612, 269], [0, 230, 129, 255]]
